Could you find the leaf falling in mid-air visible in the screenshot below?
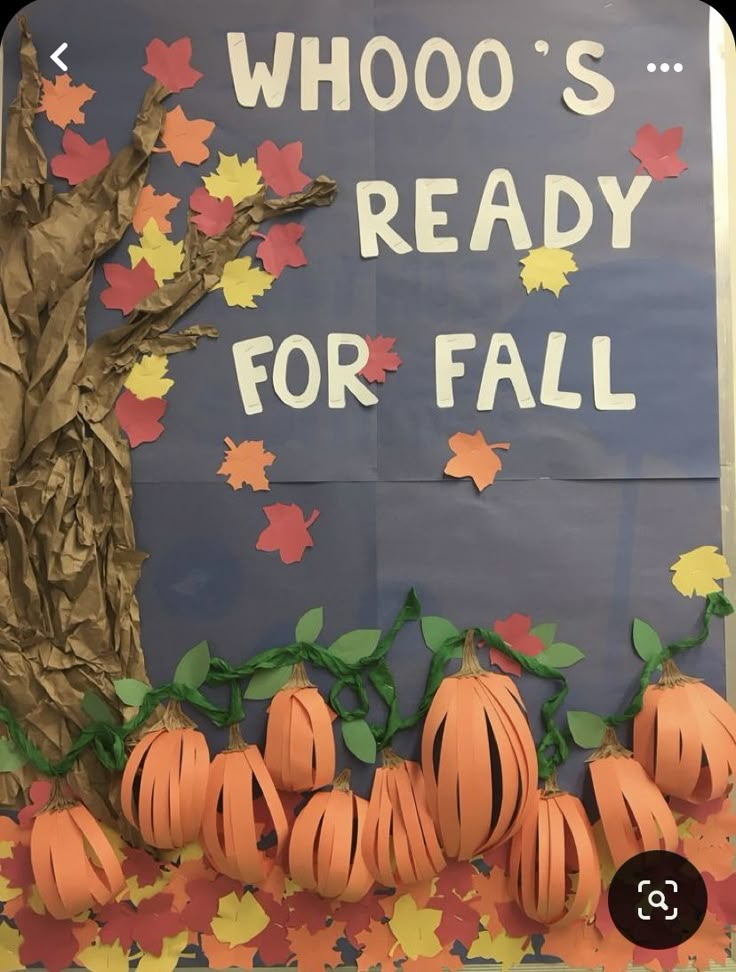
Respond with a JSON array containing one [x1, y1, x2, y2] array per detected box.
[[217, 437, 275, 492], [444, 430, 510, 491], [520, 246, 578, 297]]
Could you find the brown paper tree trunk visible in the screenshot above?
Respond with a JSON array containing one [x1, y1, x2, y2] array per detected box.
[[0, 20, 337, 822]]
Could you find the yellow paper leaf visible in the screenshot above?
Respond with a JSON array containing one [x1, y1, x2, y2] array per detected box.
[[77, 941, 130, 972], [129, 218, 184, 285], [211, 891, 269, 947], [125, 872, 169, 906], [136, 932, 188, 972], [202, 152, 262, 205], [0, 874, 22, 903], [0, 842, 13, 860], [0, 922, 21, 972], [125, 354, 174, 400], [388, 894, 442, 961], [214, 256, 274, 308], [520, 246, 578, 297], [467, 926, 530, 969], [670, 545, 731, 598]]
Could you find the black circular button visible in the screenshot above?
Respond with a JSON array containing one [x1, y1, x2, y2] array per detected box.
[[608, 851, 707, 950]]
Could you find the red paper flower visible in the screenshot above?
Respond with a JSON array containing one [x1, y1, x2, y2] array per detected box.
[[490, 613, 545, 676]]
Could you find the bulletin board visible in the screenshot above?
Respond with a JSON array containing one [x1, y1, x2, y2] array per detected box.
[[0, 0, 735, 970]]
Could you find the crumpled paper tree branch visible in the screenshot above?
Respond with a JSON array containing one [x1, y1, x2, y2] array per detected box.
[[0, 18, 337, 823]]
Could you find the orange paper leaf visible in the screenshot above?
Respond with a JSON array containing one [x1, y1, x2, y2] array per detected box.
[[158, 106, 215, 167], [444, 431, 510, 491], [217, 437, 275, 492], [133, 185, 180, 234], [38, 74, 95, 128]]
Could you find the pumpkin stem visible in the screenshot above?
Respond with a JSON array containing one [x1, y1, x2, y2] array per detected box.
[[41, 778, 76, 813], [659, 658, 702, 689], [226, 723, 248, 751], [151, 699, 197, 733], [543, 773, 561, 796], [285, 661, 313, 690], [587, 725, 633, 762], [332, 768, 352, 791], [381, 748, 404, 769], [456, 630, 484, 677]]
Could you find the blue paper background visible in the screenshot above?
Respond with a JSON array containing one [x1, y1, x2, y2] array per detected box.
[[3, 0, 725, 796]]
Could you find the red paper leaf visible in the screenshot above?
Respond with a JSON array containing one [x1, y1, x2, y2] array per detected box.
[[490, 613, 545, 677], [255, 223, 307, 277], [122, 847, 163, 888], [703, 871, 736, 924], [0, 843, 33, 890], [359, 335, 403, 384], [256, 139, 311, 196], [633, 944, 680, 972], [97, 901, 137, 950], [251, 920, 295, 965], [16, 907, 80, 972], [134, 893, 187, 956], [115, 389, 167, 448], [332, 894, 386, 943], [100, 260, 157, 315], [189, 187, 234, 236], [50, 130, 110, 185], [670, 792, 729, 823], [630, 123, 688, 180], [256, 503, 320, 565], [180, 875, 241, 934], [18, 780, 52, 828], [286, 890, 331, 933], [435, 892, 482, 948], [143, 37, 203, 92], [435, 862, 475, 900]]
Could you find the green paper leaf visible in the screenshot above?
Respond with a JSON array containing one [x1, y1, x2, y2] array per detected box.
[[82, 690, 119, 726], [530, 622, 557, 647], [0, 738, 27, 772], [342, 718, 377, 763], [632, 618, 663, 663], [421, 616, 462, 657], [244, 665, 293, 700], [295, 607, 324, 643], [114, 678, 151, 707], [567, 710, 607, 749], [330, 629, 381, 663], [537, 642, 585, 669], [174, 640, 211, 689]]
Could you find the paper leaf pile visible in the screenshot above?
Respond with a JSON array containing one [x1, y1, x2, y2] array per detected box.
[[214, 256, 274, 308], [256, 504, 320, 564], [50, 130, 110, 185], [217, 437, 275, 492], [132, 185, 180, 234], [158, 105, 215, 166], [360, 335, 403, 384], [443, 430, 510, 491], [142, 37, 203, 92], [630, 123, 688, 180], [203, 152, 262, 204], [520, 246, 578, 297], [256, 139, 310, 196], [37, 74, 95, 128]]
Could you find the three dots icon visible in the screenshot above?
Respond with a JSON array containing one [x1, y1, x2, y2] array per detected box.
[[647, 62, 683, 73]]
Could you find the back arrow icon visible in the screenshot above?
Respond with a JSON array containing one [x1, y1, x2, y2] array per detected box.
[[50, 43, 68, 71]]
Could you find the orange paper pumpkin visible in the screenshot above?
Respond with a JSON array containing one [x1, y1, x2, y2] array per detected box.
[[509, 782, 601, 926], [201, 724, 288, 883], [362, 751, 446, 886], [30, 784, 125, 919], [121, 701, 210, 848], [288, 769, 374, 901], [588, 727, 678, 869], [421, 632, 538, 859], [264, 663, 335, 792], [633, 660, 736, 802]]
